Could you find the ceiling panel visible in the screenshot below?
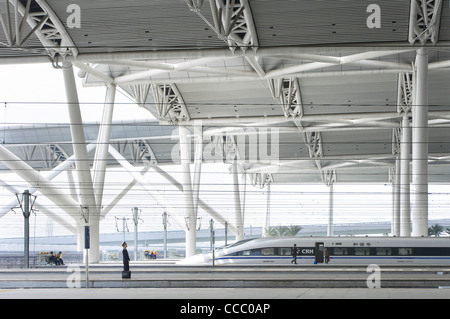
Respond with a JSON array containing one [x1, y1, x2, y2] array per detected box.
[[250, 0, 410, 46]]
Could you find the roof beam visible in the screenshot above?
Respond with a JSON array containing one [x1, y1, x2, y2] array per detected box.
[[409, 0, 443, 44], [54, 46, 422, 65], [81, 50, 413, 87], [267, 77, 333, 185], [111, 56, 253, 85], [192, 0, 259, 52], [264, 50, 412, 79], [0, 0, 77, 57], [152, 83, 191, 124], [249, 172, 273, 189]]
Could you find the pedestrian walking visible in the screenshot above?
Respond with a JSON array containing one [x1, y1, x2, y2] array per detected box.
[[291, 244, 297, 264]]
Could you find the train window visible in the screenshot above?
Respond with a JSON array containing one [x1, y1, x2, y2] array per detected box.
[[376, 248, 392, 256], [414, 247, 450, 256], [333, 248, 349, 255], [355, 247, 370, 256], [241, 249, 261, 256], [398, 248, 412, 256], [278, 248, 291, 256], [261, 248, 275, 256]]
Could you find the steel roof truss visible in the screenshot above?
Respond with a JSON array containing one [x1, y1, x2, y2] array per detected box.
[[0, 0, 77, 57], [14, 144, 67, 169], [249, 172, 273, 189], [152, 83, 190, 124], [409, 0, 443, 44], [207, 0, 258, 52], [132, 140, 158, 166], [397, 72, 414, 115]]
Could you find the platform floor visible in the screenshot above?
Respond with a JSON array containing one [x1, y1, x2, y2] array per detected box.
[[1, 263, 450, 300], [2, 287, 450, 299]]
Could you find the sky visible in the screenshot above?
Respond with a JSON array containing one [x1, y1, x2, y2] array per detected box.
[[0, 63, 448, 240]]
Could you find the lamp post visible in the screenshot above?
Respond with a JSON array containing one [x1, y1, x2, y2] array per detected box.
[[16, 190, 36, 269], [22, 190, 31, 269], [162, 212, 168, 259]]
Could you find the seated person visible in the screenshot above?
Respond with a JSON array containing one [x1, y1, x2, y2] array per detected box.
[[48, 252, 56, 265], [55, 252, 64, 265]]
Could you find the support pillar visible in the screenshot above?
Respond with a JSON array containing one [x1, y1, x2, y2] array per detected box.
[[192, 124, 203, 215], [392, 157, 401, 237], [93, 84, 116, 208], [66, 169, 79, 202], [132, 207, 139, 261], [62, 62, 99, 262], [263, 183, 271, 236], [400, 115, 411, 236], [76, 223, 84, 252], [412, 48, 429, 237], [162, 212, 168, 259], [327, 184, 334, 237], [179, 127, 197, 257], [232, 163, 244, 241], [22, 190, 31, 269]]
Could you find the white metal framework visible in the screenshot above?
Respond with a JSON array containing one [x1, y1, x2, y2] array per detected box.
[[0, 0, 450, 261]]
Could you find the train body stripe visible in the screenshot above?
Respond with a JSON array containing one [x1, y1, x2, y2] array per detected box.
[[217, 256, 450, 261]]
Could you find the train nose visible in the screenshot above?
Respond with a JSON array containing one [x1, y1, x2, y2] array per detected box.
[[177, 252, 213, 265]]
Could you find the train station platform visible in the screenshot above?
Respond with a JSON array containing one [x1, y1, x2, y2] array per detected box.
[[2, 287, 450, 299], [1, 262, 450, 295]]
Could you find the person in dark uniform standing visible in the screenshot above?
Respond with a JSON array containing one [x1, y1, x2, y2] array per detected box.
[[122, 242, 130, 272], [291, 244, 297, 264], [324, 248, 330, 264]]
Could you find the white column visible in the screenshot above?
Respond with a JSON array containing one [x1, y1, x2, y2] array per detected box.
[[179, 127, 197, 257], [400, 115, 411, 236], [192, 124, 203, 217], [66, 169, 79, 202], [232, 163, 244, 241], [132, 207, 139, 261], [327, 184, 334, 237], [392, 157, 401, 237], [263, 183, 271, 236], [62, 62, 99, 262], [76, 223, 84, 251], [93, 84, 116, 208], [412, 48, 429, 237]]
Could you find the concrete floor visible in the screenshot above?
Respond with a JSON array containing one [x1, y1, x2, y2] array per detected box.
[[2, 287, 450, 299]]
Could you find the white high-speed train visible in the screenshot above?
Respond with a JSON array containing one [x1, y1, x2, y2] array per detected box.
[[178, 237, 450, 265]]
